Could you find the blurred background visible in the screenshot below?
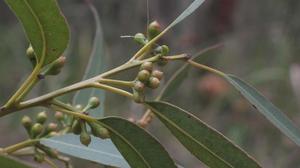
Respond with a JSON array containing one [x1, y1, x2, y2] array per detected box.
[[1, 0, 300, 167]]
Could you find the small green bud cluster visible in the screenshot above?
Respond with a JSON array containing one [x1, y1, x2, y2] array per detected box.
[[133, 62, 164, 103], [21, 111, 60, 139]]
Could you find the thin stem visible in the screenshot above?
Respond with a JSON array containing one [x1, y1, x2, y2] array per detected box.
[[44, 157, 59, 168], [187, 60, 226, 77], [98, 79, 134, 87], [91, 83, 133, 99], [163, 54, 188, 60], [138, 109, 155, 128], [3, 139, 40, 154], [50, 104, 96, 123]]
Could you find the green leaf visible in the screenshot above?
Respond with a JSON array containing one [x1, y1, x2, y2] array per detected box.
[[146, 101, 262, 168], [225, 74, 300, 146], [5, 0, 69, 66], [0, 155, 34, 168], [99, 117, 177, 168], [158, 44, 222, 100], [41, 134, 130, 168], [73, 2, 106, 117]]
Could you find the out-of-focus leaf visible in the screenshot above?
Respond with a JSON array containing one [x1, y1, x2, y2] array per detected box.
[[0, 155, 34, 168], [41, 134, 130, 168], [158, 44, 222, 100], [225, 74, 300, 146], [5, 0, 69, 66], [73, 3, 106, 117], [146, 101, 262, 168], [99, 117, 177, 168]]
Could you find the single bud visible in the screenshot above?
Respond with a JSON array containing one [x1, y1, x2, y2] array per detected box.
[[71, 119, 82, 135], [134, 33, 147, 45], [21, 116, 32, 130], [88, 122, 110, 139], [133, 81, 145, 92], [31, 123, 44, 138], [47, 131, 58, 137], [47, 123, 58, 132], [137, 70, 151, 82], [88, 97, 100, 109], [54, 111, 64, 121], [26, 45, 37, 67], [148, 21, 161, 39], [133, 90, 145, 103], [140, 62, 153, 71], [148, 77, 160, 89], [151, 70, 163, 80], [80, 122, 91, 146], [36, 111, 47, 124], [41, 56, 66, 76], [161, 45, 170, 55]]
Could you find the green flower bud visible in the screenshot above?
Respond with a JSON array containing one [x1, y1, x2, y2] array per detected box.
[[148, 77, 160, 89], [134, 33, 147, 45], [36, 111, 47, 124], [47, 131, 58, 137], [151, 70, 163, 80], [88, 122, 110, 139], [80, 122, 91, 146], [133, 90, 145, 103], [137, 70, 151, 82], [161, 45, 170, 55], [133, 81, 145, 92], [47, 123, 58, 132], [31, 123, 44, 138], [148, 21, 161, 39], [21, 115, 32, 130], [54, 111, 64, 121], [71, 119, 82, 135], [140, 62, 153, 71], [41, 56, 66, 76], [88, 97, 100, 109], [26, 45, 37, 67]]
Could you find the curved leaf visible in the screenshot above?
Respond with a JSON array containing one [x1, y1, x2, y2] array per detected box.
[[146, 101, 262, 168], [99, 117, 177, 168], [5, 0, 69, 66], [158, 44, 222, 100], [0, 155, 34, 168], [41, 134, 130, 168], [72, 3, 106, 117], [225, 74, 300, 146]]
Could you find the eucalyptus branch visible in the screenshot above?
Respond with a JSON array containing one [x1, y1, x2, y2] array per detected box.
[[98, 79, 134, 87]]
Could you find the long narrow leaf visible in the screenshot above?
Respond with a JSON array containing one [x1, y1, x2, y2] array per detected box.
[[99, 117, 177, 168], [225, 74, 300, 146], [146, 101, 262, 168], [73, 3, 106, 117], [41, 134, 130, 168], [5, 0, 69, 66]]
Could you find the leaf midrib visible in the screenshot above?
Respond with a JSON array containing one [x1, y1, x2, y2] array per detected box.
[[148, 105, 234, 168]]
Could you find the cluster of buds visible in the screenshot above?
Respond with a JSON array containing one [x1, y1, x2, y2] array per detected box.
[[70, 97, 110, 146], [133, 62, 164, 103], [21, 112, 59, 139], [21, 112, 60, 162]]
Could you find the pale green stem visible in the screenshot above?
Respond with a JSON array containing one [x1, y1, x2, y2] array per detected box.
[[187, 60, 226, 77], [3, 139, 40, 154], [98, 79, 134, 87]]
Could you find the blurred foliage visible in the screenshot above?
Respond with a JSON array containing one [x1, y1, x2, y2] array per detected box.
[[1, 0, 300, 167]]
